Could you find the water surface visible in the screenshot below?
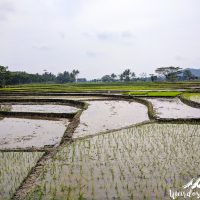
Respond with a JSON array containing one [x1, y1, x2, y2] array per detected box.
[[0, 118, 69, 149], [73, 100, 149, 138]]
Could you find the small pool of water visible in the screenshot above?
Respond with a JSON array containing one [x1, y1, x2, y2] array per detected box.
[[0, 104, 79, 113], [0, 118, 69, 149], [73, 100, 149, 138], [145, 97, 200, 119]]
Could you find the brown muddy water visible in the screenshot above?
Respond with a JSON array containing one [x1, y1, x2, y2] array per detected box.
[[73, 100, 149, 138], [145, 97, 200, 119], [0, 104, 79, 113], [0, 118, 69, 149]]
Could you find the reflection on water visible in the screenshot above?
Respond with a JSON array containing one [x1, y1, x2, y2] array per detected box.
[[145, 97, 200, 119], [73, 100, 149, 138], [0, 118, 69, 149], [11, 104, 79, 113]]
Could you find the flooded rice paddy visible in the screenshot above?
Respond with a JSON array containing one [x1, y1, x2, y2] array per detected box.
[[145, 97, 200, 119], [73, 100, 149, 138], [0, 118, 69, 149], [25, 123, 200, 200], [0, 104, 79, 113], [0, 94, 200, 199], [0, 151, 44, 200]]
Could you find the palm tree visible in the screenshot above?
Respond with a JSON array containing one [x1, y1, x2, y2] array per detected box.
[[71, 69, 79, 82]]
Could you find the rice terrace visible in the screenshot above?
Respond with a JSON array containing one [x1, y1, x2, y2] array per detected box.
[[0, 80, 200, 200], [1, 0, 200, 199]]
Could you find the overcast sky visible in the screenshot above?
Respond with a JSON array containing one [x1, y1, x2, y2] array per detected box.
[[0, 0, 200, 79]]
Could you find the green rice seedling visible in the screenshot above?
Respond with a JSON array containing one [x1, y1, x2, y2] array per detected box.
[[0, 152, 44, 200], [24, 123, 200, 199], [182, 92, 200, 104]]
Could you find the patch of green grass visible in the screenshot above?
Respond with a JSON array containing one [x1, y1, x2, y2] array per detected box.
[[124, 91, 182, 97], [147, 91, 182, 96], [181, 92, 200, 103]]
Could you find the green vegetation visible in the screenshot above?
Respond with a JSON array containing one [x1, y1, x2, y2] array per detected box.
[[181, 93, 200, 104], [25, 123, 200, 200], [0, 66, 9, 88], [124, 91, 182, 97], [155, 66, 182, 81], [0, 152, 44, 200], [0, 65, 80, 87], [0, 82, 199, 93], [0, 65, 199, 88]]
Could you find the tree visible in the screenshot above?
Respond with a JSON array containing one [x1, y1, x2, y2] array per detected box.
[[42, 71, 56, 82], [56, 71, 70, 83], [131, 72, 136, 80], [183, 70, 193, 80], [71, 69, 79, 82], [101, 75, 112, 82], [110, 73, 117, 81], [56, 70, 79, 83], [139, 72, 147, 81], [119, 69, 135, 82], [155, 66, 182, 81], [0, 66, 9, 87], [149, 74, 157, 82]]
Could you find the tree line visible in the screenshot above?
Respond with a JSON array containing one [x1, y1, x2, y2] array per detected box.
[[0, 65, 198, 87], [0, 65, 79, 87], [100, 67, 198, 82]]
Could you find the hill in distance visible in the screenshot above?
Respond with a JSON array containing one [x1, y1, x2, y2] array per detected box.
[[184, 68, 200, 77]]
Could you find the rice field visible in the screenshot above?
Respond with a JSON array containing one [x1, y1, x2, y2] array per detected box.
[[181, 93, 200, 104], [25, 123, 200, 200], [0, 151, 44, 200], [0, 92, 200, 200], [1, 82, 200, 93]]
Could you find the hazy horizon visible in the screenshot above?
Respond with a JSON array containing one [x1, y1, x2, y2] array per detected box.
[[0, 0, 200, 79]]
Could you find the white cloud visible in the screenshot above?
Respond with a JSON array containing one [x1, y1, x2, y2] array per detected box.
[[0, 0, 200, 78], [0, 1, 15, 20]]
